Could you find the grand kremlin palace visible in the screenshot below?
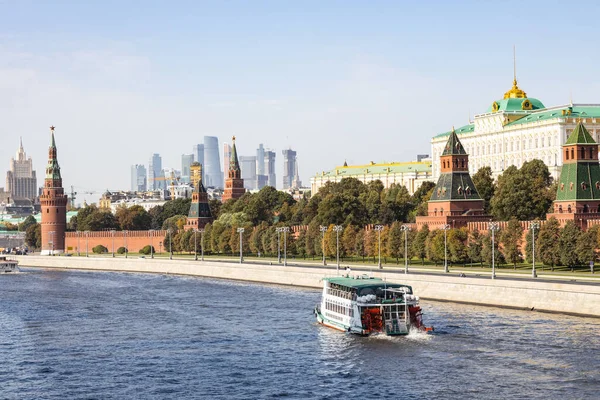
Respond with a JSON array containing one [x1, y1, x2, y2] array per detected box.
[[432, 78, 600, 180]]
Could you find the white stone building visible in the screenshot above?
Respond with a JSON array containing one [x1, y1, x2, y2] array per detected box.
[[431, 79, 600, 180]]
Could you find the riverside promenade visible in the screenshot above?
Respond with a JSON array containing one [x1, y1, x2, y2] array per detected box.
[[15, 255, 600, 318]]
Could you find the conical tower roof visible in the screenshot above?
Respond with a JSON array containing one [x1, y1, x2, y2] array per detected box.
[[565, 121, 596, 145], [45, 126, 62, 181], [441, 128, 467, 156], [229, 136, 241, 172]]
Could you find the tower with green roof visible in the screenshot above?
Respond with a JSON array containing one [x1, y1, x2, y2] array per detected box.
[[417, 128, 489, 228], [222, 136, 245, 202], [185, 162, 214, 230], [547, 121, 600, 228]]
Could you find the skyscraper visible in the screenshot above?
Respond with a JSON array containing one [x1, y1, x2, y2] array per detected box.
[[181, 154, 194, 184], [264, 150, 276, 188], [203, 136, 223, 188], [223, 142, 231, 188], [148, 153, 164, 190], [256, 144, 267, 190], [240, 156, 257, 190], [282, 149, 298, 189], [130, 164, 147, 192], [6, 138, 37, 201], [193, 144, 204, 177]]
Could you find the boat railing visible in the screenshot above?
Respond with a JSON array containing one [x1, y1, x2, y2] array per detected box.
[[326, 288, 355, 300]]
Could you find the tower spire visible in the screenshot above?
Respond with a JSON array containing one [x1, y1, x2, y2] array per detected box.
[[513, 44, 516, 83]]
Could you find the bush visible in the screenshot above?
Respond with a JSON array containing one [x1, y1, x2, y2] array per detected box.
[[117, 246, 128, 254], [92, 245, 108, 254], [139, 245, 155, 255]]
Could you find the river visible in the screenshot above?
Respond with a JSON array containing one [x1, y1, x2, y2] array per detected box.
[[1, 268, 598, 399]]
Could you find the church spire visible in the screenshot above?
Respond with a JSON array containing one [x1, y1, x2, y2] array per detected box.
[[229, 136, 241, 173]]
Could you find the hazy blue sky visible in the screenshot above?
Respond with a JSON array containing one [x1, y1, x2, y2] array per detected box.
[[2, 0, 600, 201]]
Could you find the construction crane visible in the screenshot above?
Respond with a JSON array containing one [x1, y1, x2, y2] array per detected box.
[[69, 186, 77, 209]]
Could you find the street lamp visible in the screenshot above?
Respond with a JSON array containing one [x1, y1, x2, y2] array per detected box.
[[529, 221, 539, 278], [282, 227, 290, 266], [168, 229, 172, 260], [124, 230, 128, 258], [441, 224, 450, 273], [194, 229, 198, 261], [374, 225, 384, 269], [110, 229, 116, 258], [237, 227, 245, 263], [319, 225, 327, 266], [401, 225, 411, 274], [200, 229, 205, 261], [149, 229, 154, 259], [77, 231, 81, 256], [333, 225, 343, 271], [489, 222, 499, 279], [49, 231, 55, 256], [85, 230, 90, 257], [276, 227, 282, 263]]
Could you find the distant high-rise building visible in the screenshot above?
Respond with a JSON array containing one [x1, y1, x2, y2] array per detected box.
[[282, 149, 298, 189], [256, 144, 267, 190], [130, 164, 147, 192], [181, 154, 194, 183], [291, 161, 302, 189], [149, 153, 164, 190], [240, 156, 257, 190], [6, 138, 37, 202], [223, 142, 231, 188], [193, 144, 204, 177], [203, 136, 223, 188], [264, 150, 276, 188]]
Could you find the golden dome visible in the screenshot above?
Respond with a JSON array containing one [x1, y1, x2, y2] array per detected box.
[[503, 79, 527, 99]]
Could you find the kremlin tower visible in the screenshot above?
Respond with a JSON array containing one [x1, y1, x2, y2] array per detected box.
[[222, 136, 245, 202], [40, 126, 68, 255], [185, 162, 214, 230]]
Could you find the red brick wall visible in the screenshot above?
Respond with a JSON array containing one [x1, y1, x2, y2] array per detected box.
[[65, 230, 167, 254]]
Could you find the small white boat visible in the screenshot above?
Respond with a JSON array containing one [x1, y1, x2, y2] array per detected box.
[[0, 256, 18, 273], [315, 274, 433, 336]]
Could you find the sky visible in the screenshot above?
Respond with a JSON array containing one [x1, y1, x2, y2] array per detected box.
[[2, 0, 600, 203]]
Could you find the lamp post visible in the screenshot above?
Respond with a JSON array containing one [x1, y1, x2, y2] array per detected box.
[[168, 229, 172, 260], [49, 231, 55, 256], [374, 225, 384, 269], [149, 229, 154, 259], [200, 229, 205, 261], [441, 224, 450, 273], [85, 230, 89, 257], [276, 227, 282, 263], [194, 229, 198, 261], [319, 225, 327, 266], [237, 227, 245, 263], [401, 225, 411, 274], [124, 230, 128, 258], [111, 229, 116, 258], [333, 225, 343, 271], [529, 221, 539, 278], [282, 227, 290, 266], [489, 222, 499, 279], [77, 231, 81, 256]]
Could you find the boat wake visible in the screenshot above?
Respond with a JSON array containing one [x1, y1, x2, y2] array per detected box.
[[406, 327, 433, 342]]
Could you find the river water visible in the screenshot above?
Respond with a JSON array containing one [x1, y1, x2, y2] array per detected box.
[[1, 268, 599, 399]]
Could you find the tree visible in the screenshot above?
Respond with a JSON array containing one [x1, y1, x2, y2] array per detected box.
[[342, 225, 358, 258], [139, 245, 156, 255], [500, 219, 524, 268], [481, 232, 504, 267], [524, 225, 541, 264], [354, 229, 366, 261], [559, 221, 581, 270], [468, 229, 483, 266], [576, 225, 597, 269], [19, 215, 37, 232], [387, 222, 403, 263], [92, 244, 108, 254], [426, 229, 445, 265], [413, 225, 429, 265], [25, 223, 41, 249], [538, 217, 561, 270], [116, 205, 151, 231], [472, 166, 495, 214], [448, 228, 468, 265]]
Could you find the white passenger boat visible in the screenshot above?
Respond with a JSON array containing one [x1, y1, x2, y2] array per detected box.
[[0, 256, 18, 273], [314, 275, 432, 336]]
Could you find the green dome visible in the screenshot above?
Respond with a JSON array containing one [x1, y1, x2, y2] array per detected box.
[[487, 97, 545, 113]]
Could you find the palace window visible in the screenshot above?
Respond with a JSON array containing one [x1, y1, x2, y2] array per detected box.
[[571, 148, 574, 159], [566, 149, 569, 160]]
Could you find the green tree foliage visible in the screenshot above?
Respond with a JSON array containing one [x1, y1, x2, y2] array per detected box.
[[524, 224, 541, 264], [92, 244, 108, 254], [74, 204, 119, 231], [386, 222, 403, 262], [559, 221, 581, 269], [139, 245, 156, 255], [481, 232, 504, 266], [342, 225, 359, 257], [354, 229, 366, 260], [472, 166, 495, 214], [19, 215, 37, 232], [500, 219, 524, 268], [426, 229, 445, 265], [25, 223, 41, 249], [162, 215, 187, 232], [448, 228, 468, 265], [116, 205, 151, 231], [538, 217, 561, 270], [576, 225, 597, 268], [468, 229, 483, 265], [413, 224, 429, 265], [491, 160, 553, 221], [117, 246, 127, 254]]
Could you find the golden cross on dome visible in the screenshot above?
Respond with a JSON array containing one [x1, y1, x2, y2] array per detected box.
[[50, 125, 55, 131], [232, 135, 236, 142]]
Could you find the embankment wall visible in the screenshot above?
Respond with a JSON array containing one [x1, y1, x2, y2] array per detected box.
[[16, 256, 600, 318]]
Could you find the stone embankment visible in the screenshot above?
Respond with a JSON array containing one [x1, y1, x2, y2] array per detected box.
[[15, 256, 600, 318]]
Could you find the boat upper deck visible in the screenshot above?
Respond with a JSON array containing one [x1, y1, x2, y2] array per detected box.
[[324, 276, 413, 295]]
